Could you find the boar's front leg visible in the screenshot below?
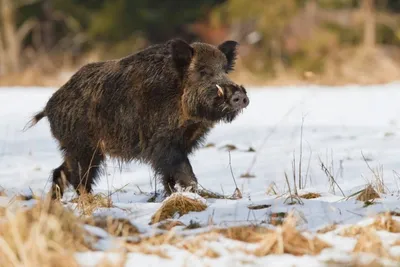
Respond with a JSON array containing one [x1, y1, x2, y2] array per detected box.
[[151, 147, 198, 195]]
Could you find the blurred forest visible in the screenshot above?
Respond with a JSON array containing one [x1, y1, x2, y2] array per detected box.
[[1, 0, 400, 86]]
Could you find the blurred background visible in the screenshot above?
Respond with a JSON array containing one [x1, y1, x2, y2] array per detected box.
[[1, 0, 400, 87]]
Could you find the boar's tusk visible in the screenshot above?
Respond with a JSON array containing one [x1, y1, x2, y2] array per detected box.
[[216, 84, 224, 97]]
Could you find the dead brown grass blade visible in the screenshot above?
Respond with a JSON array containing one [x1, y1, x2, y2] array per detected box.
[[317, 224, 338, 234], [150, 193, 207, 224], [300, 192, 321, 199], [356, 185, 380, 202], [247, 204, 271, 210]]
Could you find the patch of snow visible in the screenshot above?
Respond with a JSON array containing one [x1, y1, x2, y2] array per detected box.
[[2, 83, 400, 266]]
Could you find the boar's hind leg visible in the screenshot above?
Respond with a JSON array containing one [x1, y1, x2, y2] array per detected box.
[[152, 149, 198, 195], [62, 145, 105, 197], [50, 161, 70, 199]]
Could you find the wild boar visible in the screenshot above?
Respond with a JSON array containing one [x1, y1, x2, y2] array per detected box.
[[26, 38, 249, 199]]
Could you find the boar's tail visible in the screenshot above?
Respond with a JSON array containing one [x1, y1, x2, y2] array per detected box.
[[23, 110, 46, 132]]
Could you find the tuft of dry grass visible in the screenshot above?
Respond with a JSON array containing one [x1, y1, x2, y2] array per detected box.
[[126, 213, 331, 259], [340, 213, 400, 239], [300, 192, 321, 199], [157, 220, 186, 231], [270, 212, 288, 226], [317, 224, 338, 234], [0, 206, 5, 216], [85, 216, 140, 237], [356, 185, 380, 202], [254, 214, 331, 256], [177, 233, 221, 258], [340, 226, 365, 237], [219, 144, 237, 151], [372, 213, 400, 233], [197, 188, 226, 199], [0, 199, 91, 267], [71, 192, 113, 215], [324, 258, 384, 267], [353, 228, 390, 259], [215, 226, 272, 243], [150, 193, 207, 224]]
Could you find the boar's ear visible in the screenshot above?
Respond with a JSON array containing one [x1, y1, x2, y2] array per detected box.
[[218, 40, 239, 72], [170, 39, 194, 71]]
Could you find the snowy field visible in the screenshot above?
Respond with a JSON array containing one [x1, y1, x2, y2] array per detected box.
[[1, 83, 400, 266]]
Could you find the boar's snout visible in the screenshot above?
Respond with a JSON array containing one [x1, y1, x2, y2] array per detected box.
[[230, 90, 249, 110]]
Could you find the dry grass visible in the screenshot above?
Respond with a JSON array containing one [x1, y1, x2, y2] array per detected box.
[[372, 213, 400, 233], [215, 226, 272, 243], [300, 192, 321, 199], [126, 245, 171, 259], [317, 224, 338, 234], [356, 185, 380, 202], [126, 213, 331, 259], [197, 188, 226, 199], [157, 220, 186, 231], [340, 213, 400, 239], [176, 233, 221, 258], [85, 216, 140, 237], [340, 226, 365, 237], [325, 258, 384, 267], [353, 228, 390, 259], [0, 206, 5, 217], [270, 212, 288, 226], [71, 192, 113, 215], [254, 214, 330, 256], [0, 199, 91, 267], [248, 204, 271, 210], [150, 193, 207, 224]]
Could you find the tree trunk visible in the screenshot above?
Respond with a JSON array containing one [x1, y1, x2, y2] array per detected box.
[[40, 0, 55, 51], [1, 0, 20, 73], [0, 33, 5, 75], [362, 0, 376, 49]]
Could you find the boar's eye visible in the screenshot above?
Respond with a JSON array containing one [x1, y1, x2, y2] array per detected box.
[[198, 66, 212, 77]]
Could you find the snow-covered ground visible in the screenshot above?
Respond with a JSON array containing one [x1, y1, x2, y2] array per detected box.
[[1, 83, 400, 266]]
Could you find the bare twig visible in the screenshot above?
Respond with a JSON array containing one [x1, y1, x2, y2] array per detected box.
[[361, 151, 387, 193], [228, 151, 238, 189], [319, 156, 345, 197], [298, 116, 305, 190], [304, 141, 313, 188], [292, 152, 298, 195]]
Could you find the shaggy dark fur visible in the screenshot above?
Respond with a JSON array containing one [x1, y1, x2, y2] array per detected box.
[[26, 38, 249, 198]]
